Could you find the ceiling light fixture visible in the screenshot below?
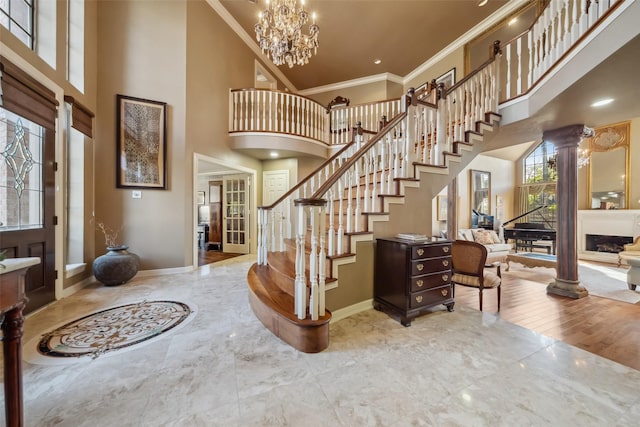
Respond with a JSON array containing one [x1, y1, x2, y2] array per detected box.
[[591, 98, 614, 107], [270, 151, 279, 158], [374, 59, 382, 65], [255, 0, 319, 68], [478, 0, 489, 6]]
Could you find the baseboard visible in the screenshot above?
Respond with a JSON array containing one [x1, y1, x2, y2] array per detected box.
[[136, 265, 196, 277], [330, 299, 373, 323], [62, 275, 96, 298]]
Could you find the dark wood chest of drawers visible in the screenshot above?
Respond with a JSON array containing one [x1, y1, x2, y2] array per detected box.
[[374, 237, 454, 326]]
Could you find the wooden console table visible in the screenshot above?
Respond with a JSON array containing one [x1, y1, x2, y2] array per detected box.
[[1, 257, 40, 427]]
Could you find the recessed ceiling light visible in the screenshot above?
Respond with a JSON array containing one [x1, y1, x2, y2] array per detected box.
[[508, 17, 518, 26], [591, 98, 614, 107], [478, 0, 489, 6], [374, 59, 382, 65], [270, 151, 278, 158]]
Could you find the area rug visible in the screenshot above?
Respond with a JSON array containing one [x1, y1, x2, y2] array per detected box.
[[25, 300, 195, 365], [578, 263, 640, 304], [504, 262, 640, 304]]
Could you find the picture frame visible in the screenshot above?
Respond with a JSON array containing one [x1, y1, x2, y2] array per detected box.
[[116, 94, 167, 189], [437, 195, 448, 221], [416, 67, 456, 95], [197, 191, 205, 205], [435, 68, 456, 89]]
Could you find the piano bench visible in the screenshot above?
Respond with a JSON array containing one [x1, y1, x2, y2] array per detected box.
[[516, 239, 554, 255]]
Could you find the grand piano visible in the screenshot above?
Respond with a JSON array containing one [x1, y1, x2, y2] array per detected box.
[[502, 206, 556, 254]]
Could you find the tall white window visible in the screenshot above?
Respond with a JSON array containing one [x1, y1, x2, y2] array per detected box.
[[0, 0, 34, 48], [67, 0, 85, 92]]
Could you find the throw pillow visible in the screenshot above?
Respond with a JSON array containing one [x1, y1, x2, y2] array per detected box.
[[488, 230, 501, 244], [472, 229, 495, 245]]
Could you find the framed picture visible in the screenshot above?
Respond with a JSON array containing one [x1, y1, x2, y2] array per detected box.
[[437, 195, 448, 221], [415, 67, 456, 95], [435, 68, 456, 89], [197, 191, 205, 205], [116, 94, 167, 189]]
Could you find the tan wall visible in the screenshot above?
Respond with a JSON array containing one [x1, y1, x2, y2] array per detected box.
[[306, 80, 391, 108], [404, 48, 465, 93], [96, 1, 188, 269]]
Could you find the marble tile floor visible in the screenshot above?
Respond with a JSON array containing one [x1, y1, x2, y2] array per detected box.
[[2, 254, 640, 426]]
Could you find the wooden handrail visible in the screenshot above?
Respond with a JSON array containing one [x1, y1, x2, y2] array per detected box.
[[310, 111, 408, 200], [258, 124, 367, 211], [328, 97, 402, 112], [230, 87, 328, 111], [445, 41, 501, 97]]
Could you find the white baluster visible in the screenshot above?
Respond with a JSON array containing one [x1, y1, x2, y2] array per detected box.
[[295, 205, 306, 319], [278, 205, 285, 252], [346, 170, 353, 233], [337, 178, 344, 255], [257, 208, 264, 265], [327, 189, 334, 256], [354, 159, 361, 232], [371, 146, 378, 212], [270, 209, 276, 252], [318, 205, 326, 316], [309, 207, 319, 321]]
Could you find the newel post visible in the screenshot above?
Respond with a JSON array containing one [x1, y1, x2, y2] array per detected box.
[[543, 124, 594, 298]]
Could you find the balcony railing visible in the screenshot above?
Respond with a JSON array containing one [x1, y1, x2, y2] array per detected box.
[[498, 0, 624, 102]]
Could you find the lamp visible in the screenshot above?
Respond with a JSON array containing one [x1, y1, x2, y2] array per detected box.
[[254, 0, 320, 68]]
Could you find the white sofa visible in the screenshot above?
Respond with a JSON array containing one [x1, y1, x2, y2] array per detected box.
[[457, 228, 512, 263]]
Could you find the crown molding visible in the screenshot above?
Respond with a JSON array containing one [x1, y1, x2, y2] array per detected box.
[[297, 72, 403, 96], [209, 0, 527, 95], [403, 0, 528, 85], [205, 0, 298, 92]]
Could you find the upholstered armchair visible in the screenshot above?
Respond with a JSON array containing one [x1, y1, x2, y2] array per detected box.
[[618, 236, 640, 266], [451, 240, 502, 311]]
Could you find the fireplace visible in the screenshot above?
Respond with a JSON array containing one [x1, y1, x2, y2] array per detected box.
[[585, 234, 632, 253], [577, 210, 640, 263]]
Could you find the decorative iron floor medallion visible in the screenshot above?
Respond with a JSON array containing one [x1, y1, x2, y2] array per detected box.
[[37, 300, 192, 359]]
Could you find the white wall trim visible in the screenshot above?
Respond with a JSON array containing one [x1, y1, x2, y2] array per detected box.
[[136, 266, 196, 277], [297, 72, 403, 97], [403, 0, 528, 85], [61, 275, 96, 298], [0, 42, 66, 302], [205, 0, 297, 92], [330, 299, 374, 323]]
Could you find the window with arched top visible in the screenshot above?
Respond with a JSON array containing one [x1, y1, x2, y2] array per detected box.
[[516, 141, 557, 229]]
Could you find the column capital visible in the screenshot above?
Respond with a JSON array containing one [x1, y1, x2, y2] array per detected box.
[[543, 124, 594, 148]]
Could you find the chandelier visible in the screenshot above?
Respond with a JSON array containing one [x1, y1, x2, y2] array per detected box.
[[254, 0, 319, 68]]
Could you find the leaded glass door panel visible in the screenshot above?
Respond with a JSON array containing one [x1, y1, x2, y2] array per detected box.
[[222, 174, 249, 254], [0, 108, 56, 313]]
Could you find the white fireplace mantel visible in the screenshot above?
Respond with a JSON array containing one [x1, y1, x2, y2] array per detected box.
[[577, 210, 640, 263]]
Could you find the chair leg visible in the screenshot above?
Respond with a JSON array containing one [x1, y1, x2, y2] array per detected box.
[[497, 285, 501, 311], [478, 291, 483, 311]]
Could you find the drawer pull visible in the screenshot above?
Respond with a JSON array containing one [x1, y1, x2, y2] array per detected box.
[[442, 260, 449, 267], [417, 264, 424, 271], [441, 289, 448, 297], [416, 295, 423, 303], [417, 248, 424, 256], [442, 274, 449, 281], [443, 246, 450, 253], [416, 279, 424, 288]]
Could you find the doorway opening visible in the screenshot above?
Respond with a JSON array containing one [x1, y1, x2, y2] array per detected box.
[[194, 154, 256, 267]]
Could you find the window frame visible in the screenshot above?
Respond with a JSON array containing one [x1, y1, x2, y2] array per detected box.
[[0, 0, 35, 49]]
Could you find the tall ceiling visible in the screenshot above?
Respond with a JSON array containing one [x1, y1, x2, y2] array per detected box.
[[218, 0, 510, 90]]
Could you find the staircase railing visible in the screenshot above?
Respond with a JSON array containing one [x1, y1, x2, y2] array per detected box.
[[256, 46, 503, 322], [329, 98, 403, 145], [498, 0, 624, 102], [229, 88, 328, 142]]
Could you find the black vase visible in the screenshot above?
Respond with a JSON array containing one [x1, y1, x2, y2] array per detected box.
[[93, 245, 140, 286]]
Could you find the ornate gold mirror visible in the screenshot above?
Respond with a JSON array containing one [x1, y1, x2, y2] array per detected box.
[[586, 122, 630, 209]]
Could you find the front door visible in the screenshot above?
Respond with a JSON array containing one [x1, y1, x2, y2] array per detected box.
[[222, 174, 250, 254], [0, 109, 56, 313]]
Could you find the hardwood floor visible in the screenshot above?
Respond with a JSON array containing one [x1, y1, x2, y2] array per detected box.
[[453, 264, 640, 371], [197, 248, 243, 266]]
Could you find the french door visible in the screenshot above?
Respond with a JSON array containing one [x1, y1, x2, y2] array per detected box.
[[0, 108, 56, 313], [222, 174, 250, 254]]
